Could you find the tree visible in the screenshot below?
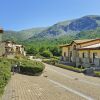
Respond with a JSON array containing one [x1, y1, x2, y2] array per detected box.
[[49, 46, 61, 56], [39, 47, 45, 54], [41, 50, 52, 58], [27, 47, 38, 56]]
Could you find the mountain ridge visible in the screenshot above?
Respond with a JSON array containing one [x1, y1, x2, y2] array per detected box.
[[3, 15, 100, 42]]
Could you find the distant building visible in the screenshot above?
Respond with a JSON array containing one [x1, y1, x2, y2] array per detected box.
[[60, 39, 100, 67], [0, 28, 26, 58], [4, 41, 26, 58]]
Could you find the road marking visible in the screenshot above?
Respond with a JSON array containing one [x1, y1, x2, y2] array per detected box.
[[48, 79, 94, 100], [47, 67, 100, 87]]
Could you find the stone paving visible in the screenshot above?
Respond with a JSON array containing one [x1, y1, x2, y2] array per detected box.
[[2, 63, 100, 100]]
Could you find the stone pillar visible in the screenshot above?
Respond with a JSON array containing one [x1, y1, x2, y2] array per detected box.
[[0, 28, 3, 42]]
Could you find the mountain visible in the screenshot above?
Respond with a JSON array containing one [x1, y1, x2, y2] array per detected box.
[[31, 15, 100, 39], [3, 15, 100, 42], [3, 27, 46, 42], [75, 27, 100, 39]]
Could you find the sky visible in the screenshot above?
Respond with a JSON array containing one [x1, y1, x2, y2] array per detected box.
[[0, 0, 100, 30]]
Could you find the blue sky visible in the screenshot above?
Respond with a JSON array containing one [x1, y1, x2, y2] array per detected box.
[[0, 0, 100, 30]]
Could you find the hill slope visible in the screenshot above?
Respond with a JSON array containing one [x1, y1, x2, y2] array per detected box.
[[31, 15, 100, 39], [3, 27, 46, 41], [3, 15, 100, 42]]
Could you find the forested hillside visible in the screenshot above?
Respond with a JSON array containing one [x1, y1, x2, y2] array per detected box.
[[2, 15, 100, 57]]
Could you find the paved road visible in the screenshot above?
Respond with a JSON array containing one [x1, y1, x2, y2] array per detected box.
[[2, 62, 100, 100]]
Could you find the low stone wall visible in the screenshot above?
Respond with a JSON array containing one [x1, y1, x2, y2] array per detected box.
[[0, 42, 5, 56], [94, 58, 100, 67]]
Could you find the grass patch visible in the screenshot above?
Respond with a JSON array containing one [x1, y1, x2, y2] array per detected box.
[[55, 63, 84, 73], [42, 59, 84, 73]]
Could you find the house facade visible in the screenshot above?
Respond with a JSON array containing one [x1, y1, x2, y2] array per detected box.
[[0, 28, 26, 58], [4, 41, 26, 58], [60, 39, 100, 67]]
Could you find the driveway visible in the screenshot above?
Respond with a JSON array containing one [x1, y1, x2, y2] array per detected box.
[[2, 62, 100, 100]]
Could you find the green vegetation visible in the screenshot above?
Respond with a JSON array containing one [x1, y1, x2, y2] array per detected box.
[[3, 28, 46, 42], [0, 58, 11, 96], [19, 59, 45, 75], [26, 47, 38, 56], [24, 35, 74, 57], [8, 58, 45, 75], [42, 58, 59, 65], [42, 59, 84, 73], [55, 63, 85, 73], [94, 71, 100, 77], [0, 57, 45, 97], [3, 16, 100, 58], [76, 27, 100, 39], [40, 50, 53, 58]]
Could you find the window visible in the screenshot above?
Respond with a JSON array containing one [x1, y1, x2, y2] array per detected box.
[[82, 52, 86, 58], [73, 45, 76, 50], [93, 53, 97, 59], [64, 52, 66, 57], [93, 53, 98, 63], [82, 53, 85, 58]]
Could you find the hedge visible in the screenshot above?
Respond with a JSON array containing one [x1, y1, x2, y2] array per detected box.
[[19, 59, 45, 75], [55, 63, 84, 73], [42, 59, 84, 73], [0, 58, 11, 96], [42, 58, 58, 65]]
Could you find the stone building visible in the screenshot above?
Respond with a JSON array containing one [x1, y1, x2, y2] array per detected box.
[[60, 39, 100, 68], [0, 28, 26, 58], [4, 41, 26, 58]]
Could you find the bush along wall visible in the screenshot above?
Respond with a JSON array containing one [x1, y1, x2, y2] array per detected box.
[[0, 58, 11, 96], [42, 59, 84, 73], [94, 71, 100, 77], [55, 63, 85, 73]]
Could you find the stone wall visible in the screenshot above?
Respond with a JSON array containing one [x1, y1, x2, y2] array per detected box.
[[0, 42, 5, 56], [94, 58, 100, 67]]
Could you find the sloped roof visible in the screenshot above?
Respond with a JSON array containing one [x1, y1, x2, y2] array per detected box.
[[59, 44, 70, 47], [81, 43, 100, 49], [60, 38, 100, 47], [83, 43, 100, 48], [74, 39, 96, 44]]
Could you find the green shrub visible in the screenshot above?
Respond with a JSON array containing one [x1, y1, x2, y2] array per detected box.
[[55, 63, 84, 73], [94, 71, 100, 77], [41, 50, 53, 58], [27, 47, 38, 56], [42, 58, 58, 65], [19, 59, 45, 75], [0, 58, 11, 96], [7, 58, 45, 75]]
